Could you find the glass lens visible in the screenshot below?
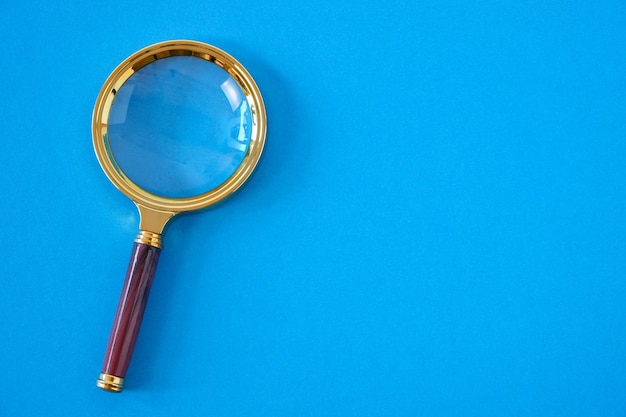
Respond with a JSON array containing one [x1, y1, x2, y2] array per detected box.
[[107, 56, 252, 198]]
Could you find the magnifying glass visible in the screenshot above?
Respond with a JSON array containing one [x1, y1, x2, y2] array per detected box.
[[92, 40, 266, 393]]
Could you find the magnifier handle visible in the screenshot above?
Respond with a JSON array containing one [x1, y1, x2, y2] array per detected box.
[[97, 240, 161, 392]]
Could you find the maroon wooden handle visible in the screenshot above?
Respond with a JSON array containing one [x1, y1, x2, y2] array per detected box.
[[101, 242, 161, 381]]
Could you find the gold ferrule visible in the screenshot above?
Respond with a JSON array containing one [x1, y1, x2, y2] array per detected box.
[[96, 373, 124, 393], [135, 230, 163, 248]]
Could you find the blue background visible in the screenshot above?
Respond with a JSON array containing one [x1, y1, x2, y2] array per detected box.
[[1, 1, 625, 416]]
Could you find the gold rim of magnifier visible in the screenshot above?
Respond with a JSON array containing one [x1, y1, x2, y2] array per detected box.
[[92, 40, 266, 213]]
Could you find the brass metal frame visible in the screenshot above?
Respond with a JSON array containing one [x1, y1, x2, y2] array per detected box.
[[92, 40, 266, 238]]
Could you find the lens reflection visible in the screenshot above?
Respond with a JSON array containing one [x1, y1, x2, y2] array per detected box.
[[107, 56, 252, 198]]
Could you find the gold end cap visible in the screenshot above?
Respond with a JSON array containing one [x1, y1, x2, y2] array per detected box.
[[97, 373, 124, 393]]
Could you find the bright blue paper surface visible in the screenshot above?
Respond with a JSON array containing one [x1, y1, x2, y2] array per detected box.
[[0, 1, 625, 416]]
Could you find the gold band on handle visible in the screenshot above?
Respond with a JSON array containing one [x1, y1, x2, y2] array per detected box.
[[135, 230, 163, 248], [96, 373, 125, 392]]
